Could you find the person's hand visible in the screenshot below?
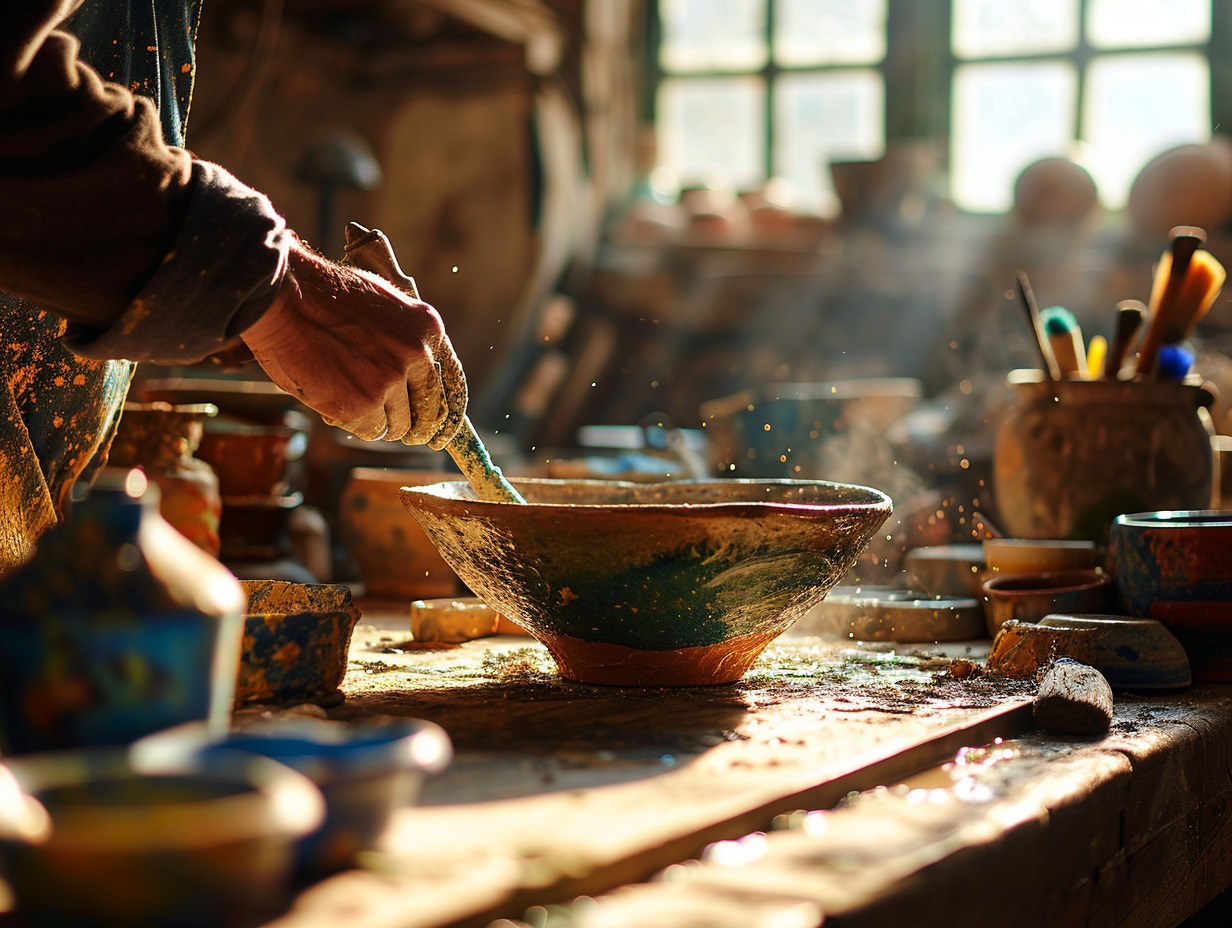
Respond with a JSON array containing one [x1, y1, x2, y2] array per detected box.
[[241, 235, 466, 448]]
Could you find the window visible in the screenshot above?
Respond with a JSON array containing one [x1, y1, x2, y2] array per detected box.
[[651, 0, 1218, 217], [653, 0, 888, 216], [950, 0, 1212, 212]]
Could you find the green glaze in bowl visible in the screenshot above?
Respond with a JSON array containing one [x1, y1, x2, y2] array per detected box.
[[399, 478, 892, 686]]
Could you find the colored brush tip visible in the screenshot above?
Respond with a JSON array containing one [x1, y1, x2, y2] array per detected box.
[[1040, 306, 1078, 336], [1086, 334, 1108, 379], [1156, 344, 1195, 379], [1040, 306, 1087, 378]]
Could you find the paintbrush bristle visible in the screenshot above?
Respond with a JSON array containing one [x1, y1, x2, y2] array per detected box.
[[1040, 306, 1087, 378], [1040, 306, 1078, 336]]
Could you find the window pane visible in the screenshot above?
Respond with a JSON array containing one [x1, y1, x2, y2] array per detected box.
[[1087, 0, 1210, 49], [1083, 52, 1210, 208], [774, 70, 885, 215], [656, 77, 766, 190], [952, 0, 1078, 59], [774, 0, 887, 67], [659, 0, 768, 72], [951, 60, 1077, 212]]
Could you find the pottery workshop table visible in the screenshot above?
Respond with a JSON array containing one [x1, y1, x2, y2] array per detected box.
[[262, 605, 1232, 928]]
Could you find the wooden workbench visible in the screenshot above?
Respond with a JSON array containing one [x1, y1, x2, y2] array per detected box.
[[266, 606, 1232, 928]]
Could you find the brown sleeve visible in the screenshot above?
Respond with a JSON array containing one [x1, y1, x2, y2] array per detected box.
[[0, 5, 293, 366], [0, 7, 196, 330]]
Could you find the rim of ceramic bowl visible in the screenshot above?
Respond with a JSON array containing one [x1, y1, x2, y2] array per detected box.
[[1114, 510, 1232, 528], [1, 746, 323, 850], [400, 477, 893, 513], [984, 538, 1096, 551], [982, 569, 1111, 595], [135, 718, 453, 785]]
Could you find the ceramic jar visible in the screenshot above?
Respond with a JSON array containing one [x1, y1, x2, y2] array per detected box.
[[992, 374, 1214, 541], [1109, 510, 1232, 681], [339, 468, 461, 601], [236, 580, 363, 707], [109, 401, 223, 555], [0, 470, 246, 754]]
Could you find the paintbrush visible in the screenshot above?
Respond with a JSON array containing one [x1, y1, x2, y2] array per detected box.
[[1156, 344, 1195, 380], [341, 223, 525, 504], [1103, 300, 1145, 380], [1040, 306, 1088, 379], [1086, 334, 1107, 380], [1014, 270, 1062, 380], [1136, 226, 1225, 375]]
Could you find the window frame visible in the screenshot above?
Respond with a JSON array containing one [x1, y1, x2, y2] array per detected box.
[[644, 0, 1232, 215], [644, 0, 892, 199]]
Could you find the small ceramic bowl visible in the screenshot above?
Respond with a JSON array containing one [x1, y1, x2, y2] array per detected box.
[[1037, 614, 1191, 689], [981, 569, 1111, 636], [237, 581, 363, 707], [983, 538, 1097, 576], [1109, 510, 1232, 681], [138, 717, 451, 881], [410, 597, 527, 643], [801, 585, 984, 642], [903, 543, 987, 597], [400, 478, 893, 685], [0, 745, 323, 927]]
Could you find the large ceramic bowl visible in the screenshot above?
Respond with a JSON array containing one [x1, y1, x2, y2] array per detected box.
[[399, 478, 893, 686], [1110, 510, 1232, 681]]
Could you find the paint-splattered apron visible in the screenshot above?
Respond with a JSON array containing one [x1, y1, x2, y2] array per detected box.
[[0, 0, 202, 573]]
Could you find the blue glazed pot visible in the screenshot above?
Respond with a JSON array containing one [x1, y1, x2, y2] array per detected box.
[[0, 470, 246, 754], [1110, 510, 1232, 681], [138, 716, 452, 880]]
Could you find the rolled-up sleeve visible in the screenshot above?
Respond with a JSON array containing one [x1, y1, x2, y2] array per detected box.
[[0, 4, 288, 364], [64, 159, 290, 363]]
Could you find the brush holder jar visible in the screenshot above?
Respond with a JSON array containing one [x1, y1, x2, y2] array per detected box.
[[992, 373, 1214, 542]]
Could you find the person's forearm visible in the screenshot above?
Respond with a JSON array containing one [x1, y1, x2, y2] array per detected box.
[[0, 4, 195, 328]]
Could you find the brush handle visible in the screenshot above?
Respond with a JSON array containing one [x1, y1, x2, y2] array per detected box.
[[1015, 271, 1061, 380], [1104, 300, 1145, 380], [1048, 328, 1087, 378], [1085, 334, 1107, 380], [1136, 227, 1211, 376], [1137, 250, 1225, 375]]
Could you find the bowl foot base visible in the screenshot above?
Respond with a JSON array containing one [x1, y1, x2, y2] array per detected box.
[[541, 629, 781, 686]]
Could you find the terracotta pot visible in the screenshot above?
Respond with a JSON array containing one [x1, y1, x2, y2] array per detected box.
[[340, 468, 460, 600], [196, 418, 306, 498], [110, 402, 223, 555], [992, 373, 1214, 542], [981, 569, 1111, 637], [400, 478, 892, 686]]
